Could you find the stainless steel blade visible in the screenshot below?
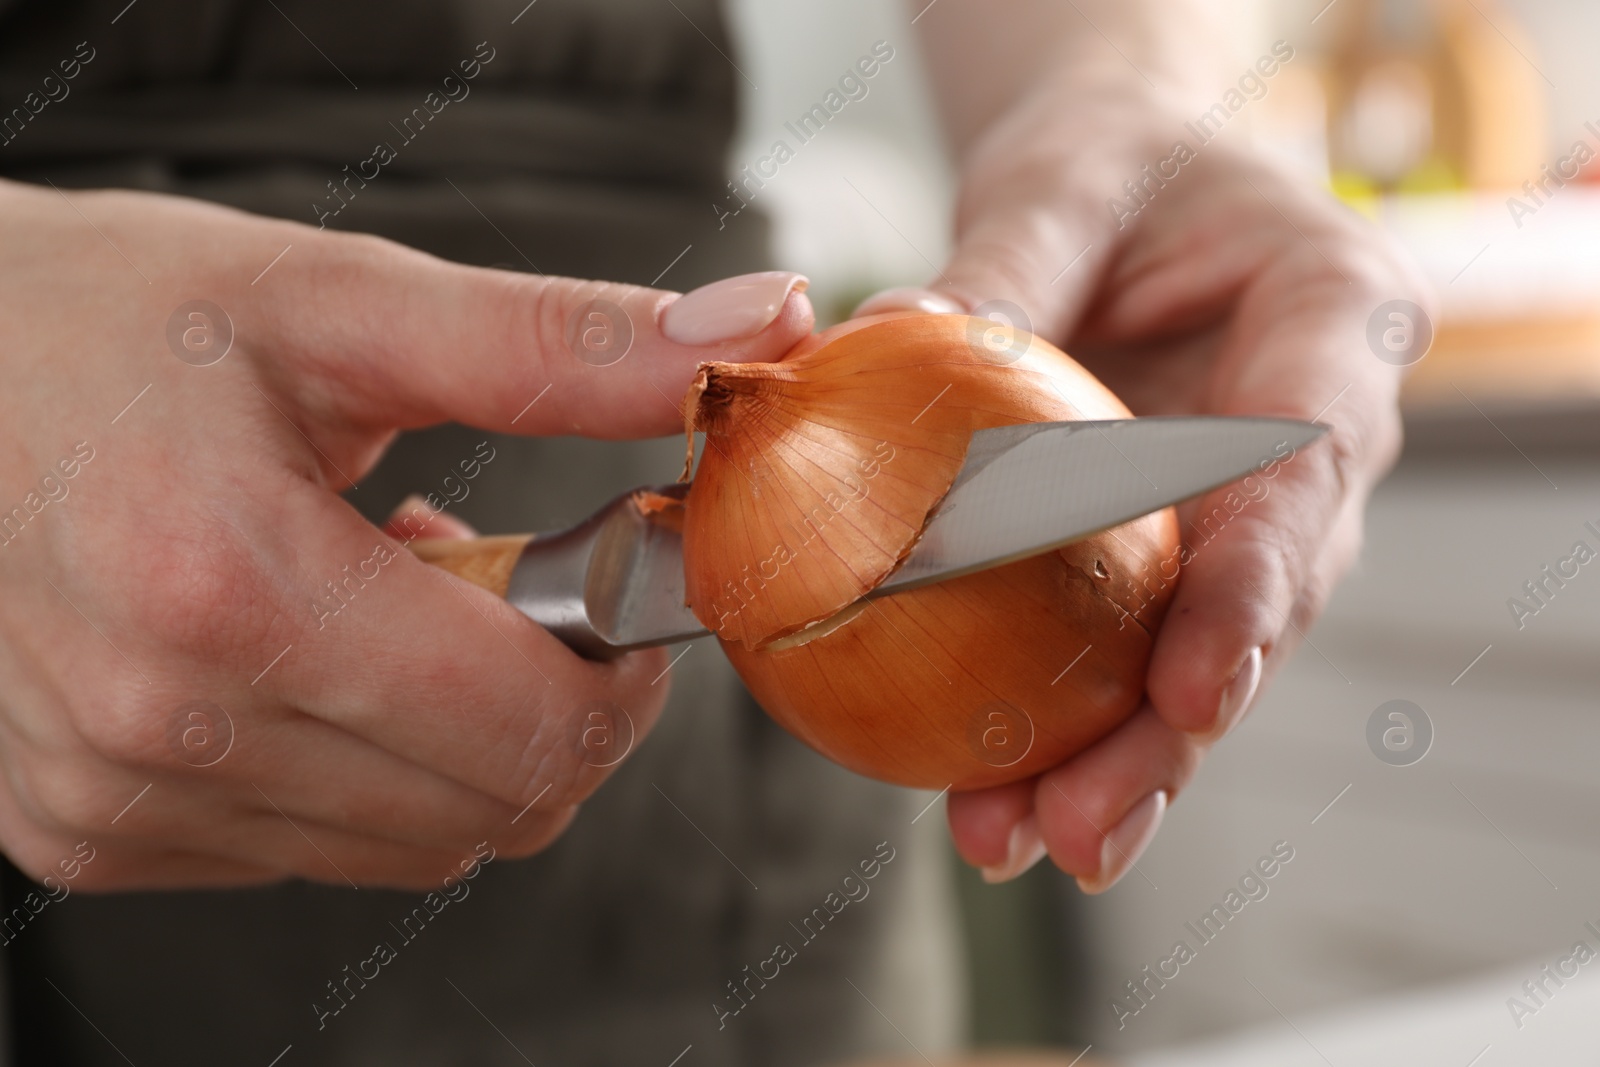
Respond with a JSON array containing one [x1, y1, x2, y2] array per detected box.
[[879, 416, 1325, 595], [536, 415, 1325, 652]]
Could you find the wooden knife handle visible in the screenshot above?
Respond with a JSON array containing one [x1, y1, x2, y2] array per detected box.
[[407, 535, 533, 598]]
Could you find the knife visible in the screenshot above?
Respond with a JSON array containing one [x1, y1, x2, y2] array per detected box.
[[408, 416, 1326, 658]]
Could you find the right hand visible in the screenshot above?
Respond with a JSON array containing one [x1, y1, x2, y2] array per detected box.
[[0, 179, 812, 891]]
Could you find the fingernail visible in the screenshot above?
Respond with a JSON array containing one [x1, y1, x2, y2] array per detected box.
[[382, 494, 436, 538], [1208, 646, 1263, 742], [979, 813, 1047, 884], [383, 494, 477, 541], [1076, 790, 1166, 895], [389, 494, 436, 521], [852, 287, 968, 318], [660, 271, 808, 345]]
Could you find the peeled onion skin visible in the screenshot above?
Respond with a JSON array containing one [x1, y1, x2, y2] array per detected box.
[[684, 314, 1182, 791]]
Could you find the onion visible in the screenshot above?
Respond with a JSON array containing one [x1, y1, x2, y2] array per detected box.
[[678, 314, 1180, 790]]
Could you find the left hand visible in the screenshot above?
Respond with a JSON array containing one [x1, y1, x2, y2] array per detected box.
[[858, 87, 1429, 890]]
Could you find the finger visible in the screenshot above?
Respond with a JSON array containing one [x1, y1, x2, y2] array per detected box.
[[851, 287, 967, 318], [0, 773, 279, 891], [1060, 161, 1417, 737], [201, 807, 562, 890], [101, 442, 668, 822], [933, 173, 1117, 342], [1140, 272, 1405, 737], [224, 219, 814, 442], [64, 781, 530, 892], [0, 739, 522, 889], [243, 474, 670, 815], [1033, 704, 1204, 893], [221, 717, 579, 859], [194, 811, 495, 891], [382, 494, 477, 541], [946, 777, 1034, 875], [152, 705, 571, 855]]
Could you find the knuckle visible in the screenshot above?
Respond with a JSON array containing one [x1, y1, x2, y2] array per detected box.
[[1316, 425, 1365, 506], [527, 276, 644, 388], [13, 758, 112, 833], [1226, 512, 1303, 595], [122, 524, 274, 663], [71, 696, 167, 767], [333, 228, 397, 261], [525, 279, 567, 369], [314, 227, 413, 280], [1313, 404, 1398, 510], [1272, 409, 1389, 530], [1300, 505, 1367, 628], [504, 714, 591, 810], [1290, 573, 1336, 637], [498, 683, 656, 810]]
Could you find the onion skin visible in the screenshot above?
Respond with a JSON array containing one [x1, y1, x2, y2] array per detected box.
[[724, 535, 1176, 790], [684, 314, 1180, 791]]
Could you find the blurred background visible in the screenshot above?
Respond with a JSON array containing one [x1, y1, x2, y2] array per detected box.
[[725, 0, 1600, 1063]]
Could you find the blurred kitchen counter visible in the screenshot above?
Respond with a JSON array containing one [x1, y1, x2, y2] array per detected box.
[[1128, 959, 1600, 1066], [1375, 190, 1600, 412]]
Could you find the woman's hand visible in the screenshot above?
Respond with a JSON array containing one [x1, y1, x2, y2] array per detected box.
[[862, 10, 1430, 887], [0, 178, 811, 890]]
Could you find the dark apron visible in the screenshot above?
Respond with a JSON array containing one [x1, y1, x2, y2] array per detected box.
[[0, 2, 953, 1063]]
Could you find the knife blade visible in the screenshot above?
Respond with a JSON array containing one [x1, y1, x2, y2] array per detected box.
[[409, 416, 1325, 657], [879, 415, 1325, 595]]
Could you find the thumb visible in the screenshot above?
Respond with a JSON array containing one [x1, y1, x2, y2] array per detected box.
[[854, 191, 1111, 345], [238, 230, 812, 441]]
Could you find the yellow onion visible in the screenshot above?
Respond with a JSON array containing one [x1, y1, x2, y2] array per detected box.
[[678, 314, 1180, 790]]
